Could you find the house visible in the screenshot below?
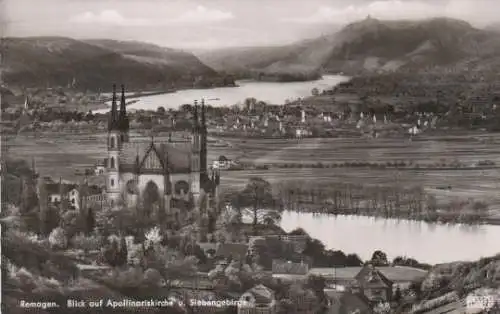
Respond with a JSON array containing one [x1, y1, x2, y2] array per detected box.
[[275, 235, 308, 253], [169, 272, 216, 290], [215, 243, 248, 261], [94, 160, 106, 175], [68, 187, 80, 209], [295, 127, 312, 138], [309, 266, 426, 292], [45, 182, 77, 207], [249, 235, 307, 253], [212, 155, 232, 169], [238, 284, 277, 314], [43, 181, 106, 210], [325, 289, 373, 314], [272, 259, 309, 274], [80, 185, 107, 210], [285, 284, 318, 314], [352, 264, 394, 303]]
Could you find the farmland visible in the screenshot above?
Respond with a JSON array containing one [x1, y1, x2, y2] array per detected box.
[[4, 131, 500, 214]]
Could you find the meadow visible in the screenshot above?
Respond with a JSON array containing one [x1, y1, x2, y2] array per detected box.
[[4, 131, 500, 213]]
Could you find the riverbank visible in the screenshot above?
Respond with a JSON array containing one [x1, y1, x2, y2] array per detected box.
[[276, 182, 496, 226], [287, 207, 500, 226]]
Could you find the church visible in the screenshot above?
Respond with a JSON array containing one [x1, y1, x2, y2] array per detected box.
[[106, 84, 220, 216]]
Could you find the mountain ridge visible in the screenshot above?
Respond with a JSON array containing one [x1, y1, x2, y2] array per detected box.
[[2, 37, 233, 92], [196, 17, 500, 77]]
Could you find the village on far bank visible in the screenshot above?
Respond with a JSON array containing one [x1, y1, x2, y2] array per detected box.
[[2, 79, 500, 314]]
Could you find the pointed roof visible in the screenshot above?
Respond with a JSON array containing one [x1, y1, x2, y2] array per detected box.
[[139, 141, 166, 171], [108, 84, 118, 131], [354, 264, 393, 289], [119, 137, 192, 174], [118, 84, 130, 132], [201, 99, 207, 133], [193, 101, 199, 133]]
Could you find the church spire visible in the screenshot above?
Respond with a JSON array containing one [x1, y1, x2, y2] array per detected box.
[[201, 99, 206, 132], [120, 84, 126, 114], [200, 99, 208, 177], [118, 84, 130, 133], [108, 84, 118, 131], [193, 100, 199, 134]]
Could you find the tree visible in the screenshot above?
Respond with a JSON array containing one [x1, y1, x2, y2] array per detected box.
[[370, 250, 389, 266], [104, 239, 120, 267], [289, 228, 309, 236], [19, 176, 38, 214], [232, 177, 282, 235], [60, 210, 82, 238], [116, 237, 128, 266], [39, 205, 61, 237], [85, 207, 95, 235], [49, 227, 68, 250], [345, 254, 363, 266], [157, 106, 166, 115], [311, 88, 320, 96]]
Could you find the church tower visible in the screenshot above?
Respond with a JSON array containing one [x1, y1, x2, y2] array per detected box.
[[200, 99, 209, 188], [118, 84, 130, 142], [191, 101, 201, 203], [106, 84, 129, 207]]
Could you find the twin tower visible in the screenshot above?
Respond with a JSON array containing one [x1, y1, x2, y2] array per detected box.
[[106, 84, 218, 210]]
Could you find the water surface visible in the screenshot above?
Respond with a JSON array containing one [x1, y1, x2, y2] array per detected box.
[[280, 211, 500, 264], [96, 75, 349, 112]]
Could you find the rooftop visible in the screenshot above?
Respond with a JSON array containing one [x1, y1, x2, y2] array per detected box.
[[309, 266, 427, 283]]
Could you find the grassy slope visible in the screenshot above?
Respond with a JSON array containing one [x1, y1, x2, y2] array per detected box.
[[196, 17, 500, 76], [2, 37, 220, 92]]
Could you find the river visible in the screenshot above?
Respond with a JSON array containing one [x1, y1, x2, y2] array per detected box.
[[95, 75, 349, 112], [92, 74, 500, 264], [280, 211, 500, 265]]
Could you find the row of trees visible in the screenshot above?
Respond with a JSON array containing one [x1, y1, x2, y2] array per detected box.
[[274, 181, 489, 224], [267, 159, 494, 169]]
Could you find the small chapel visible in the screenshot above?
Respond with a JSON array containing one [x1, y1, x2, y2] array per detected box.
[[105, 84, 220, 216]]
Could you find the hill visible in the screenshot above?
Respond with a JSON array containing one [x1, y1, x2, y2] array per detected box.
[[196, 17, 500, 77], [417, 254, 500, 300], [196, 36, 336, 81], [2, 37, 233, 92]]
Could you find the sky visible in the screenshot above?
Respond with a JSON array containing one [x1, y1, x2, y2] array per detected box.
[[3, 0, 500, 50]]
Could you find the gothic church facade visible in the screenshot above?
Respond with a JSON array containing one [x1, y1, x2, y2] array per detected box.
[[106, 85, 220, 214]]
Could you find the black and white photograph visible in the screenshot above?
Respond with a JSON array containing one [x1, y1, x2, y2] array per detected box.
[[2, 0, 500, 313]]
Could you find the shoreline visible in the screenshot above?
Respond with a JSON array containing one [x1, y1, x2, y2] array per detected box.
[[282, 207, 500, 226], [94, 84, 241, 111]]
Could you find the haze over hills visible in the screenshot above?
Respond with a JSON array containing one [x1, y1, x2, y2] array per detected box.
[[5, 17, 500, 92], [2, 37, 233, 92], [196, 17, 500, 77]]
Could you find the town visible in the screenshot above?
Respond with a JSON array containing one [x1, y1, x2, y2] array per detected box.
[[3, 80, 500, 314], [4, 71, 500, 140], [4, 3, 500, 312]]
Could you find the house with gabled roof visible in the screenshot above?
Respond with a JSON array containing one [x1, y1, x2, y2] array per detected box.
[[352, 264, 394, 303]]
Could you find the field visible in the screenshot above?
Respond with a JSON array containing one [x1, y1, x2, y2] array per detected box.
[[4, 131, 500, 212]]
